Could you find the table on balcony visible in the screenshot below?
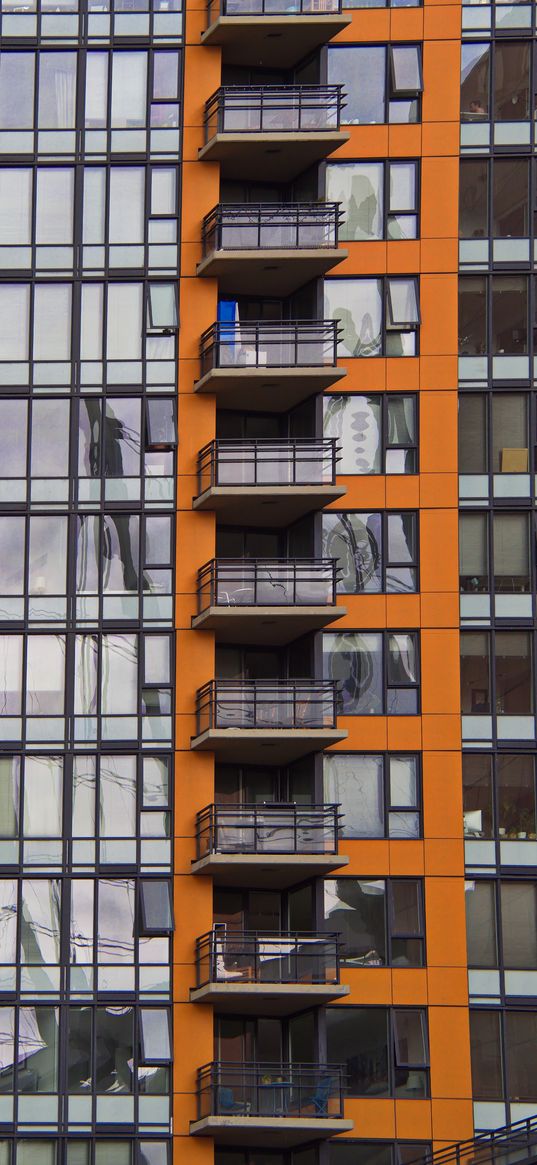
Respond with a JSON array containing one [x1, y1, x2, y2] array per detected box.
[[258, 1079, 292, 1115]]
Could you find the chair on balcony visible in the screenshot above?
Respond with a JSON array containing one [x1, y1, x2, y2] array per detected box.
[[218, 1085, 251, 1115], [299, 1074, 334, 1116]]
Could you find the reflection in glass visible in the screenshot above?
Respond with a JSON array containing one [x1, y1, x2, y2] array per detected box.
[[324, 631, 383, 715], [322, 512, 381, 593], [323, 395, 381, 474], [325, 278, 382, 358], [326, 162, 382, 241]]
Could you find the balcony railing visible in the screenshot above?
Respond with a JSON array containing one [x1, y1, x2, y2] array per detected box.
[[201, 203, 341, 256], [208, 0, 343, 21], [195, 929, 341, 987], [197, 558, 338, 612], [195, 802, 342, 859], [197, 1061, 347, 1120], [204, 85, 345, 141], [406, 1116, 537, 1165], [199, 320, 340, 378], [195, 679, 339, 735], [197, 439, 339, 494]]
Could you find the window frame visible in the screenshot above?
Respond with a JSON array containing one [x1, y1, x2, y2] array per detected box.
[[324, 875, 426, 967], [323, 751, 422, 840], [322, 392, 419, 475], [322, 628, 421, 716], [325, 275, 421, 357], [325, 158, 420, 242], [326, 1005, 431, 1098], [328, 43, 423, 126], [321, 509, 419, 595]]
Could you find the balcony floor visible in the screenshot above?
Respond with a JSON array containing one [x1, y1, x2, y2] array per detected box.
[[198, 131, 350, 182], [201, 14, 351, 68], [191, 851, 350, 889], [195, 365, 346, 412], [192, 483, 346, 526], [191, 603, 345, 644], [190, 1114, 354, 1147], [190, 981, 350, 1015], [190, 726, 348, 764], [196, 248, 347, 296]]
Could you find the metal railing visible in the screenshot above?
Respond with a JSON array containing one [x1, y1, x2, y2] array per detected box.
[[196, 438, 340, 494], [195, 929, 341, 987], [195, 678, 340, 735], [195, 802, 342, 858], [204, 85, 345, 141], [196, 1061, 347, 1120], [197, 558, 338, 612], [201, 203, 341, 255], [208, 0, 343, 22], [406, 1116, 537, 1165], [199, 319, 341, 377]]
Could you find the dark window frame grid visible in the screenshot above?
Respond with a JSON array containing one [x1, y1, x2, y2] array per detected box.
[[469, 1004, 537, 1109], [326, 274, 421, 357], [460, 39, 533, 126], [320, 509, 419, 595], [458, 388, 537, 496], [458, 155, 535, 264], [327, 43, 423, 126], [460, 626, 535, 734], [458, 272, 534, 364], [322, 628, 421, 716], [465, 874, 537, 1000], [324, 157, 421, 241], [462, 748, 537, 851], [0, 1137, 171, 1165], [321, 391, 419, 475], [323, 750, 422, 840], [326, 1004, 430, 1099], [458, 507, 534, 614], [324, 874, 426, 967]]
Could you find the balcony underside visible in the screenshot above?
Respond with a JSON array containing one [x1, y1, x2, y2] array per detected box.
[[195, 365, 346, 412], [196, 248, 347, 296], [201, 15, 351, 67], [190, 981, 350, 1015], [190, 1114, 354, 1147], [198, 131, 350, 181], [190, 726, 347, 764], [191, 604, 345, 644], [192, 484, 346, 526], [191, 851, 350, 889]]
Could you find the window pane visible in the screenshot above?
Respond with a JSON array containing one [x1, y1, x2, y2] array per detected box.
[[109, 169, 145, 245], [0, 286, 30, 361], [0, 636, 22, 715], [459, 513, 489, 592], [493, 159, 529, 238], [140, 1009, 171, 1061], [33, 285, 72, 361], [103, 515, 140, 594], [95, 1007, 133, 1091], [0, 518, 24, 596], [327, 1007, 389, 1096], [325, 279, 382, 358], [151, 169, 176, 216], [460, 632, 490, 714], [140, 880, 173, 933], [505, 1011, 537, 1101], [328, 47, 386, 125], [153, 52, 179, 99], [107, 285, 143, 360], [18, 1007, 58, 1091], [387, 633, 417, 684], [389, 162, 416, 212], [111, 52, 147, 127], [85, 52, 108, 128], [324, 631, 383, 715], [36, 170, 74, 245], [463, 754, 493, 838], [100, 756, 136, 836], [322, 512, 382, 594], [386, 513, 417, 593], [459, 160, 488, 239], [26, 635, 65, 715], [38, 53, 77, 128], [104, 398, 141, 477], [391, 46, 421, 92], [31, 401, 69, 478], [494, 43, 529, 120], [459, 276, 486, 355], [97, 880, 135, 963], [389, 756, 418, 807], [324, 878, 386, 965], [501, 883, 537, 968], [0, 170, 32, 246], [459, 395, 487, 474], [326, 163, 383, 242], [323, 754, 384, 838], [491, 393, 527, 473], [491, 276, 527, 354], [0, 53, 34, 128], [495, 631, 532, 715], [20, 879, 61, 968], [148, 284, 178, 329], [465, 880, 497, 966], [393, 1009, 427, 1063], [498, 754, 535, 837], [387, 279, 419, 327], [323, 395, 382, 474], [23, 757, 62, 837], [29, 517, 68, 598], [461, 44, 489, 119], [493, 512, 529, 592], [0, 757, 19, 838]]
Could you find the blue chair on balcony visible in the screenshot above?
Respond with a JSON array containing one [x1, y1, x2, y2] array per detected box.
[[217, 1086, 250, 1115], [302, 1075, 334, 1116]]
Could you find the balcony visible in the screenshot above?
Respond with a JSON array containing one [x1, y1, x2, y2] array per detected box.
[[190, 679, 347, 762], [197, 203, 346, 295], [192, 439, 345, 526], [191, 929, 349, 1013], [192, 802, 349, 887], [199, 86, 349, 181], [192, 558, 344, 644], [202, 0, 350, 69], [190, 1061, 353, 1145], [196, 320, 345, 410]]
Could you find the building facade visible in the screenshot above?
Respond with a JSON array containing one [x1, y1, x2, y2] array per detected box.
[[0, 0, 535, 1162]]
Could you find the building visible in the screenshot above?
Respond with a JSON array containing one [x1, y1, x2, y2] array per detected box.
[[0, 0, 535, 1162]]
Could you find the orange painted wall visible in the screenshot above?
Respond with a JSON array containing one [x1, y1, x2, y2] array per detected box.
[[174, 0, 473, 1152]]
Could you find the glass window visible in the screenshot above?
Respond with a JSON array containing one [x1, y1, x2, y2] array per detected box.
[[109, 169, 145, 245], [0, 758, 19, 839], [386, 279, 419, 327], [392, 1010, 428, 1097], [31, 400, 70, 478], [0, 53, 35, 129], [38, 53, 77, 128], [326, 162, 383, 242], [459, 395, 487, 474], [139, 1009, 171, 1062], [328, 47, 386, 125], [501, 882, 537, 968], [26, 635, 65, 716], [146, 400, 177, 449], [322, 512, 382, 593], [148, 282, 177, 327], [323, 395, 382, 472], [495, 631, 532, 715], [491, 276, 527, 354], [0, 170, 32, 247], [85, 53, 108, 129], [29, 516, 68, 599], [33, 285, 72, 361], [107, 285, 143, 361], [494, 43, 529, 121], [0, 636, 22, 716], [463, 754, 493, 838], [139, 881, 173, 934], [459, 513, 488, 593], [323, 753, 385, 837], [491, 393, 527, 473], [0, 518, 24, 597], [458, 276, 486, 356], [460, 632, 490, 714], [327, 1007, 389, 1096], [324, 631, 383, 715], [325, 279, 382, 358], [23, 757, 62, 838], [389, 46, 422, 93], [460, 43, 490, 120], [505, 1011, 537, 1100], [95, 1006, 133, 1092], [387, 633, 418, 713], [111, 52, 147, 128], [493, 159, 529, 238], [459, 161, 488, 240], [493, 512, 529, 593], [325, 878, 387, 966], [498, 754, 536, 838], [18, 1006, 59, 1091], [465, 880, 497, 967], [36, 170, 74, 245], [0, 286, 30, 361], [388, 162, 418, 240]]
